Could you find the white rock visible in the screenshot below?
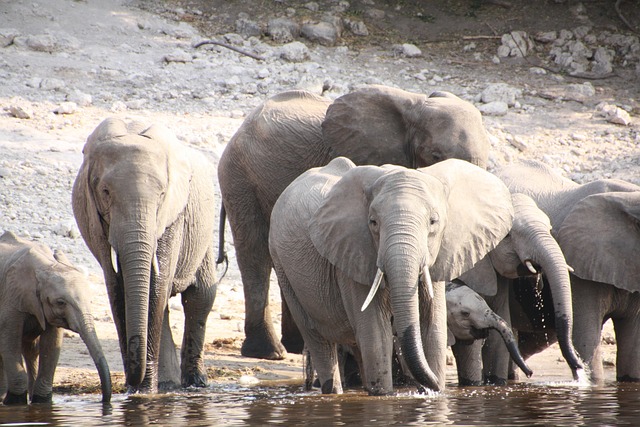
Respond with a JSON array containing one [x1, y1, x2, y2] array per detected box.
[[478, 101, 509, 116], [54, 102, 78, 115], [481, 83, 522, 106], [238, 375, 260, 385]]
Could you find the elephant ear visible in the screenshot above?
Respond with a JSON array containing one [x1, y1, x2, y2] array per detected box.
[[139, 124, 193, 234], [309, 164, 392, 286], [322, 85, 426, 167], [9, 246, 50, 331], [421, 159, 514, 282], [556, 191, 640, 292], [457, 255, 499, 296]]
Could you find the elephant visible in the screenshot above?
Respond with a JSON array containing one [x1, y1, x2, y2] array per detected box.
[[445, 281, 533, 383], [454, 192, 583, 385], [0, 231, 111, 404], [72, 117, 218, 394], [496, 159, 640, 384], [217, 84, 492, 360], [268, 157, 514, 395]]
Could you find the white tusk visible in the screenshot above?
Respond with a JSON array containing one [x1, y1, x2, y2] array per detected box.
[[422, 265, 434, 299], [525, 260, 538, 274], [110, 247, 118, 274], [152, 253, 160, 277], [361, 268, 384, 312], [567, 264, 574, 273]]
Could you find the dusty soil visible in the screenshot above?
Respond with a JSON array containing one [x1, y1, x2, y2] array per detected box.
[[1, 0, 636, 398]]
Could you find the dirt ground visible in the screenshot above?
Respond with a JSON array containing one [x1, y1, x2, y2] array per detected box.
[[1, 0, 637, 398]]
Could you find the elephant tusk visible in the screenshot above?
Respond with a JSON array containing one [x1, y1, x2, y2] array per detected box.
[[421, 265, 434, 299], [152, 253, 160, 277], [110, 247, 118, 274], [567, 264, 575, 273], [525, 260, 538, 274], [361, 268, 384, 312]]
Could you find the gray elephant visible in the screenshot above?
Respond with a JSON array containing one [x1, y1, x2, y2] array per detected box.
[[497, 159, 640, 384], [72, 118, 217, 394], [0, 231, 111, 404], [455, 192, 583, 385], [269, 157, 513, 395], [218, 85, 491, 360], [445, 281, 533, 383]]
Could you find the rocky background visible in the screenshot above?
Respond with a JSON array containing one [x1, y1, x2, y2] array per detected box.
[[0, 0, 637, 392]]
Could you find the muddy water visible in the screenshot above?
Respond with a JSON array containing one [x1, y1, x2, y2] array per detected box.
[[2, 378, 639, 426]]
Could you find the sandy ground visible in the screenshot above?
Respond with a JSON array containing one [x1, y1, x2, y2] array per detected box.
[[1, 0, 633, 398]]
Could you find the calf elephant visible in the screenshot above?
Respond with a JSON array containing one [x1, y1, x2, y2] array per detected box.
[[456, 192, 583, 385], [0, 232, 111, 404], [497, 159, 640, 384], [72, 118, 218, 394], [218, 84, 491, 359], [269, 157, 513, 395]]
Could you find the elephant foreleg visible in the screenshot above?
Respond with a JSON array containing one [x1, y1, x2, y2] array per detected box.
[[613, 317, 640, 382], [31, 327, 63, 403], [180, 255, 217, 388], [1, 327, 28, 404], [158, 308, 180, 390], [452, 340, 484, 386]]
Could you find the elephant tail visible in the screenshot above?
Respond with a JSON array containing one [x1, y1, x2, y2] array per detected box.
[[216, 202, 229, 278]]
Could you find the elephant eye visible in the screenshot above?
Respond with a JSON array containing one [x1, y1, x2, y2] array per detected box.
[[369, 217, 378, 228], [56, 299, 66, 308], [430, 212, 439, 226], [461, 311, 470, 318]]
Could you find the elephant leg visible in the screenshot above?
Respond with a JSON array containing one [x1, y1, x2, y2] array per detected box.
[[21, 336, 38, 399], [180, 255, 217, 388], [31, 327, 63, 403], [452, 340, 484, 386], [613, 316, 640, 382], [229, 208, 285, 360], [158, 307, 180, 391], [305, 335, 342, 394], [571, 280, 607, 384], [280, 297, 304, 354], [1, 332, 28, 404], [482, 278, 511, 385]]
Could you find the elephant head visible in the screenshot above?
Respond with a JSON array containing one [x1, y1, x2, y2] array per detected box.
[[2, 232, 111, 402], [304, 158, 513, 392], [321, 85, 490, 169], [459, 192, 583, 378], [72, 117, 192, 389], [445, 281, 533, 378]]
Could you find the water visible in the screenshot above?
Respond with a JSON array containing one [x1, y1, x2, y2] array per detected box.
[[2, 379, 639, 426]]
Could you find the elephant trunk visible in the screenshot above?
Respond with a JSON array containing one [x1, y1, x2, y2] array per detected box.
[[536, 238, 584, 377], [77, 318, 112, 402], [116, 225, 156, 388], [385, 240, 441, 392], [486, 310, 533, 378]]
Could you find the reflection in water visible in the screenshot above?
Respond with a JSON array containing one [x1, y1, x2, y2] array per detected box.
[[1, 381, 639, 426]]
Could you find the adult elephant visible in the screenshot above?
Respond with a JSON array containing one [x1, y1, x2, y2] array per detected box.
[[218, 84, 491, 359], [72, 118, 218, 394], [0, 232, 111, 404], [455, 192, 583, 385], [497, 159, 640, 384], [269, 157, 513, 395]]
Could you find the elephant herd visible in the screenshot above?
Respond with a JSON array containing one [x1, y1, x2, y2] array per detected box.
[[1, 84, 638, 405]]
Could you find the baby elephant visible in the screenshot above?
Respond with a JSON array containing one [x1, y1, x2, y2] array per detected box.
[[446, 281, 532, 385], [0, 231, 111, 404]]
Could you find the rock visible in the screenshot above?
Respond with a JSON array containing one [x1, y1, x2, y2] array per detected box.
[[393, 43, 422, 58], [478, 101, 509, 116], [534, 31, 557, 43], [564, 82, 595, 102], [499, 31, 534, 57], [344, 19, 369, 36], [0, 28, 19, 47], [480, 83, 522, 106], [595, 102, 632, 126], [164, 49, 193, 63], [9, 104, 33, 119], [66, 90, 93, 107], [40, 78, 66, 91], [279, 41, 311, 62], [235, 15, 261, 38], [267, 18, 300, 43], [53, 102, 78, 115], [301, 21, 339, 46]]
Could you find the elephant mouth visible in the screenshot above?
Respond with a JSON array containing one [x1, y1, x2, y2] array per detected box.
[[470, 327, 490, 340]]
